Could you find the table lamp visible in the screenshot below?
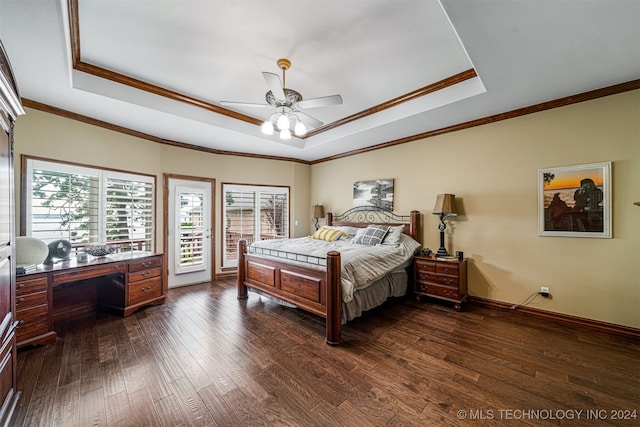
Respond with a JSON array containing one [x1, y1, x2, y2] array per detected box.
[[313, 205, 325, 230], [432, 194, 457, 257]]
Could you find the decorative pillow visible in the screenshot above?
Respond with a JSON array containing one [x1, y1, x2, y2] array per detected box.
[[382, 225, 405, 246], [325, 225, 360, 239], [309, 226, 347, 242], [352, 225, 391, 246]]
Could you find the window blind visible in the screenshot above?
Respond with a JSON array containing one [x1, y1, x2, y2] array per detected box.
[[26, 159, 155, 252], [222, 184, 288, 267]]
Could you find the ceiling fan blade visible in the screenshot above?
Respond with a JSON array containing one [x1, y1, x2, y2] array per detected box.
[[220, 100, 270, 108], [262, 72, 286, 101], [297, 94, 343, 109], [295, 111, 324, 129]]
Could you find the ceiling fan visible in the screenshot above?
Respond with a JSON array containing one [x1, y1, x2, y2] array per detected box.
[[220, 58, 343, 140]]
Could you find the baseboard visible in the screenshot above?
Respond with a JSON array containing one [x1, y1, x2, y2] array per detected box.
[[216, 271, 236, 280], [468, 295, 640, 340]]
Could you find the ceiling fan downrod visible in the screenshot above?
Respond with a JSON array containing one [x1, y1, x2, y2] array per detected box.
[[277, 58, 291, 88]]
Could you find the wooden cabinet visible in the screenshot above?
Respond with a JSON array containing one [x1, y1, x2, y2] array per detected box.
[[0, 39, 24, 427], [127, 256, 163, 310], [414, 255, 467, 311], [15, 274, 55, 348], [98, 254, 165, 316]]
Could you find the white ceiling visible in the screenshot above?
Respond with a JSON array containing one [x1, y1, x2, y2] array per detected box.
[[0, 0, 638, 162]]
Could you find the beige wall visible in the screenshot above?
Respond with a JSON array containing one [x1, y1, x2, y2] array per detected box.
[[13, 108, 311, 274], [13, 89, 639, 328], [312, 90, 640, 328]]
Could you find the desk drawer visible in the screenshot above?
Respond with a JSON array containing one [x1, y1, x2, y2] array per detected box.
[[52, 263, 126, 285], [16, 291, 47, 310], [129, 256, 162, 273], [16, 305, 49, 342], [128, 276, 162, 306], [128, 266, 162, 283], [16, 275, 47, 296]]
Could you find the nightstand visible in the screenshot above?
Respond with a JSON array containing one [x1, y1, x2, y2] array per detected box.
[[413, 255, 468, 311]]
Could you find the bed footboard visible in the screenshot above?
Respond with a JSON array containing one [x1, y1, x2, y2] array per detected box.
[[237, 239, 342, 345]]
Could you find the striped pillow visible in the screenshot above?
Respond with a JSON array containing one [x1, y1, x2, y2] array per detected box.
[[309, 226, 347, 242]]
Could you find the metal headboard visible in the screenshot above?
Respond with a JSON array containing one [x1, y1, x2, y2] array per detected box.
[[330, 205, 412, 223], [327, 205, 422, 243]]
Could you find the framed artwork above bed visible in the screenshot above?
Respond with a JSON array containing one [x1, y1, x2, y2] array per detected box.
[[353, 179, 394, 210]]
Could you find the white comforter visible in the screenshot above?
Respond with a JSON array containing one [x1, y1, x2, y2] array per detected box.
[[250, 234, 420, 303]]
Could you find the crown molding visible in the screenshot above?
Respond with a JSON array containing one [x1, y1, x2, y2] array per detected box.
[[311, 79, 640, 164], [21, 99, 310, 164]]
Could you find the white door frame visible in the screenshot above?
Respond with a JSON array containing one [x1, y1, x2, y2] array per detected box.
[[163, 174, 216, 288]]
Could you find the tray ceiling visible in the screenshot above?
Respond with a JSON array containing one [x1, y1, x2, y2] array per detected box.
[[0, 0, 638, 162]]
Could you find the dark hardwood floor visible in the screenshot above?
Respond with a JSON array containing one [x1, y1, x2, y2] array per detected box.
[[11, 279, 640, 426]]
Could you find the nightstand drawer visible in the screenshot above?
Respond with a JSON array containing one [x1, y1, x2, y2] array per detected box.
[[416, 283, 459, 300], [414, 259, 436, 272], [417, 272, 459, 287], [436, 263, 459, 275]]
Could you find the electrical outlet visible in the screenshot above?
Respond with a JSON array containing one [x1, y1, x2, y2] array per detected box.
[[539, 286, 550, 297]]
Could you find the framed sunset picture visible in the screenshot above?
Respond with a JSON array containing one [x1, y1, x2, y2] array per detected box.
[[538, 162, 611, 238]]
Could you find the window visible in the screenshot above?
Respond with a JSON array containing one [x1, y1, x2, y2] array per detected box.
[[24, 158, 155, 252], [222, 183, 289, 267]]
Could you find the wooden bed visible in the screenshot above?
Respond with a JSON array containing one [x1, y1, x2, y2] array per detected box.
[[237, 206, 421, 345]]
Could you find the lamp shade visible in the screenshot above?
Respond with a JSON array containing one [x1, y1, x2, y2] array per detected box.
[[433, 194, 457, 216], [313, 205, 325, 219]]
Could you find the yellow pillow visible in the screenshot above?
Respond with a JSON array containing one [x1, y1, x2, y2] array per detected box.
[[309, 226, 346, 242]]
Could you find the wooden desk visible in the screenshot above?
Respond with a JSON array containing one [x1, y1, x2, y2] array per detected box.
[[15, 252, 165, 348]]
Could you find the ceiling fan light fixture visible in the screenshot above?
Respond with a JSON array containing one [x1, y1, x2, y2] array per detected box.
[[276, 113, 290, 130], [280, 127, 292, 140], [294, 118, 307, 136], [260, 120, 274, 135]]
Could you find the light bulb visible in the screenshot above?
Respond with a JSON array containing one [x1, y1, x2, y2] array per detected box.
[[280, 128, 292, 140], [294, 120, 307, 136], [276, 113, 290, 130], [261, 120, 274, 135]]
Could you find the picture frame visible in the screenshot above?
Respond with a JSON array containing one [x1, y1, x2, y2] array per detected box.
[[353, 179, 394, 210], [538, 162, 611, 238]]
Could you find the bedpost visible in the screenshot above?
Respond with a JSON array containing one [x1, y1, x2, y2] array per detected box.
[[325, 250, 341, 345], [326, 212, 333, 226], [410, 210, 421, 243], [237, 239, 248, 299]]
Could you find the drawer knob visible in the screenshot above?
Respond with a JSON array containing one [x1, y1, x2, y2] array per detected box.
[[16, 297, 24, 304], [17, 283, 24, 289], [17, 320, 24, 326], [141, 285, 152, 292]]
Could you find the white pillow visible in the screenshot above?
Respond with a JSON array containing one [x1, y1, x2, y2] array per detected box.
[[382, 225, 405, 246]]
